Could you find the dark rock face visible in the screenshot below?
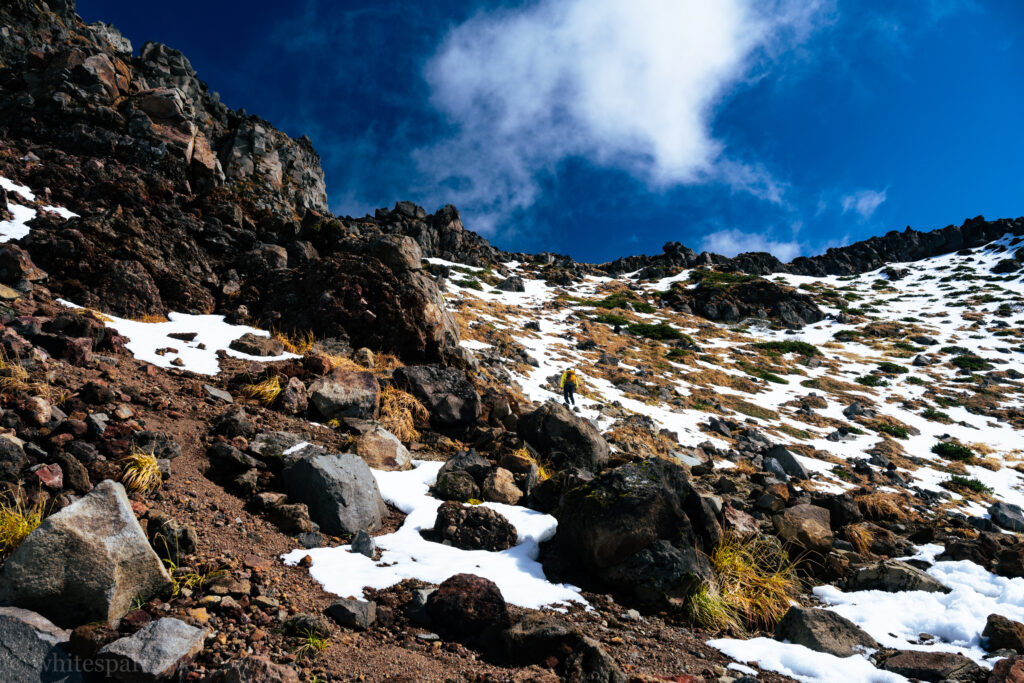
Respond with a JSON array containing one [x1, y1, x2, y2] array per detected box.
[[96, 617, 206, 682], [518, 401, 610, 473], [326, 598, 377, 631], [428, 501, 517, 552], [426, 573, 509, 642], [392, 364, 481, 426], [774, 606, 879, 657], [660, 276, 824, 328], [546, 458, 719, 609], [990, 502, 1024, 532]]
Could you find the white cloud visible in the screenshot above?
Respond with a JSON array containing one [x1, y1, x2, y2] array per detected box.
[[840, 188, 887, 219], [414, 0, 830, 234], [700, 228, 804, 261]]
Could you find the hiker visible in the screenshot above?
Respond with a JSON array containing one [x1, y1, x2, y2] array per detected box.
[[560, 367, 579, 406]]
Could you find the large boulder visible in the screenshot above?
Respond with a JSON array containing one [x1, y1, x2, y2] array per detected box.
[[990, 502, 1024, 533], [0, 436, 28, 480], [518, 401, 610, 473], [309, 370, 380, 420], [763, 444, 810, 480], [426, 574, 508, 642], [281, 453, 387, 535], [845, 560, 950, 594], [429, 501, 517, 551], [0, 480, 172, 628], [547, 458, 718, 608], [392, 364, 481, 426], [774, 606, 879, 657], [97, 617, 205, 683], [0, 606, 82, 683], [773, 504, 833, 554]]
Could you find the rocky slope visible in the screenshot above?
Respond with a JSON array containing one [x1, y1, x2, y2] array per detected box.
[[1, 2, 1024, 683]]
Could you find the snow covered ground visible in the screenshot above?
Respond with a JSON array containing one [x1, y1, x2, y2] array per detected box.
[[282, 461, 586, 610]]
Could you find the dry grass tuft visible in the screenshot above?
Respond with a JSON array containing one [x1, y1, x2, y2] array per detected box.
[[120, 450, 163, 494], [274, 329, 316, 355], [243, 376, 283, 405], [0, 494, 45, 555], [843, 523, 875, 555], [0, 350, 73, 405], [855, 492, 907, 521], [687, 532, 801, 633], [132, 313, 170, 323], [379, 385, 429, 444]]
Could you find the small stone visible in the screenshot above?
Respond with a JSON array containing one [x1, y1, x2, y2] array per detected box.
[[97, 617, 206, 682], [203, 384, 234, 404], [351, 530, 376, 558], [326, 598, 377, 631]]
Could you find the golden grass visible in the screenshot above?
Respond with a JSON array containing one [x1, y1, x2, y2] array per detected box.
[[843, 523, 875, 555], [0, 495, 45, 555], [0, 350, 73, 405], [688, 532, 801, 633], [243, 376, 283, 405], [855, 492, 908, 522], [295, 628, 330, 660], [274, 328, 316, 355], [132, 313, 170, 323], [379, 385, 429, 444], [120, 450, 162, 494]]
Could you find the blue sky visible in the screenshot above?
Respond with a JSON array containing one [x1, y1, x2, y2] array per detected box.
[[79, 0, 1023, 263]]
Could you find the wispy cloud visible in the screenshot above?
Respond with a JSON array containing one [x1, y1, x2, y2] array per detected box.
[[840, 188, 887, 219], [700, 227, 805, 261], [414, 0, 831, 235]]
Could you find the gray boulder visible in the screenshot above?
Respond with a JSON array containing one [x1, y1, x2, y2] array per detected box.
[[846, 560, 950, 593], [774, 606, 879, 657], [495, 275, 526, 292], [0, 480, 172, 627], [282, 453, 387, 535], [990, 502, 1024, 532], [764, 444, 810, 480], [0, 606, 82, 682], [880, 650, 983, 681], [518, 401, 610, 473], [97, 617, 205, 683], [392, 364, 481, 426], [326, 598, 377, 630], [309, 370, 380, 420]]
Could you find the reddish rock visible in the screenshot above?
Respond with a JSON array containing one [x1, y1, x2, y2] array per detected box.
[[990, 655, 1024, 683], [426, 573, 508, 642], [32, 463, 63, 490]]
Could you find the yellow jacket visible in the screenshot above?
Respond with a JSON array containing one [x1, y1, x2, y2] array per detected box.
[[560, 370, 579, 389]]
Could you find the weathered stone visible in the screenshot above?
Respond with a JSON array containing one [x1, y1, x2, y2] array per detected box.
[[392, 364, 481, 426], [564, 636, 627, 683], [846, 560, 950, 593], [518, 401, 610, 473], [991, 502, 1024, 533], [97, 617, 205, 683], [774, 606, 879, 657], [880, 649, 983, 682], [0, 606, 82, 683], [0, 480, 172, 628], [430, 501, 517, 551], [356, 424, 411, 471], [763, 444, 810, 480], [432, 469, 480, 502], [326, 598, 377, 631], [426, 574, 508, 642], [202, 384, 233, 403], [482, 467, 523, 505], [773, 504, 833, 554], [984, 613, 1024, 653], [281, 453, 387, 535], [501, 613, 577, 663], [309, 371, 380, 420], [229, 332, 285, 357], [209, 655, 300, 683], [350, 529, 376, 558], [278, 376, 308, 415]]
